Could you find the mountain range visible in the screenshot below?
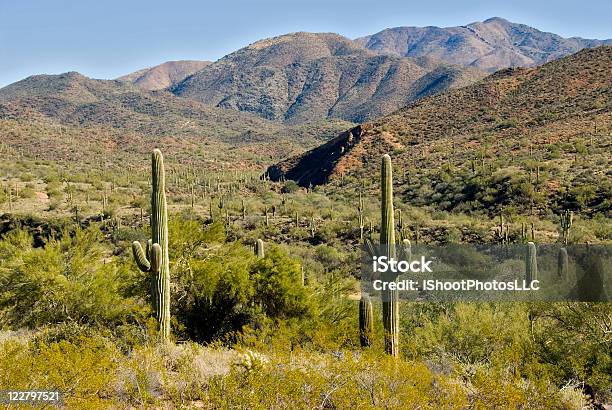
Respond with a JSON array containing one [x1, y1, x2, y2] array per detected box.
[[169, 32, 485, 124], [356, 17, 611, 72], [267, 46, 611, 190], [116, 17, 610, 124], [0, 72, 352, 166], [1, 17, 610, 170]]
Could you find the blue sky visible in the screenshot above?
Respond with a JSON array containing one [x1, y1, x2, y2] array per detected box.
[[1, 0, 611, 87]]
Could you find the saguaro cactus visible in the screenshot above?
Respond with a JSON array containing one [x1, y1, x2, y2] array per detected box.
[[310, 216, 316, 239], [358, 193, 365, 240], [254, 239, 265, 259], [560, 210, 573, 245], [132, 149, 171, 341], [359, 294, 374, 347], [525, 241, 538, 284], [557, 247, 569, 279], [381, 154, 399, 357], [521, 222, 527, 243], [397, 209, 405, 241], [400, 238, 412, 262]]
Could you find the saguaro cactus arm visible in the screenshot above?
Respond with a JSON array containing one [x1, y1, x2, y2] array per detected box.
[[150, 243, 162, 274], [400, 239, 412, 262], [132, 240, 151, 271]]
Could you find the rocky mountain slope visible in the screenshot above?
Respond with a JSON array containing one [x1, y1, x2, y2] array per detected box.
[[356, 17, 612, 72], [117, 60, 211, 91], [268, 46, 611, 213], [113, 18, 608, 126], [171, 32, 485, 124], [0, 72, 352, 165]]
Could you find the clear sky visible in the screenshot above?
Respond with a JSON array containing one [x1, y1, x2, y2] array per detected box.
[[1, 0, 611, 87]]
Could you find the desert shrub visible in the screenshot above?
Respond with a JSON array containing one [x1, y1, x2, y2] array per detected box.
[[175, 242, 258, 342], [19, 173, 34, 182], [407, 303, 532, 367], [167, 216, 314, 343], [47, 198, 61, 211], [531, 303, 612, 400], [19, 187, 36, 199], [281, 180, 300, 193], [0, 227, 146, 329], [251, 246, 312, 320], [0, 335, 120, 408]]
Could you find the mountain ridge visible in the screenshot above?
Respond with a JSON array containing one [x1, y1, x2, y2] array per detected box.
[[356, 17, 612, 72], [117, 60, 211, 91], [0, 71, 354, 164], [40, 17, 612, 128], [170, 32, 486, 124], [267, 46, 612, 203]]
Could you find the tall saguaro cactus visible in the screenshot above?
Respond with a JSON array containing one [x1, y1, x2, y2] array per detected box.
[[557, 247, 569, 279], [358, 193, 365, 240], [359, 294, 374, 347], [525, 241, 538, 284], [132, 149, 171, 341], [381, 154, 399, 357], [559, 210, 573, 245]]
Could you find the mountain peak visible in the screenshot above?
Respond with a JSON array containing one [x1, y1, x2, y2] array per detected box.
[[356, 18, 611, 72], [117, 60, 211, 91], [483, 16, 510, 24], [171, 31, 484, 124]]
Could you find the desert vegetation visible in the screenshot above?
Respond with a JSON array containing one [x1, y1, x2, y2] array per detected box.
[[0, 23, 610, 409], [0, 140, 610, 408]]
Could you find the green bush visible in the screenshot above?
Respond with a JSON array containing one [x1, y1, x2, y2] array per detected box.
[[0, 227, 146, 329]]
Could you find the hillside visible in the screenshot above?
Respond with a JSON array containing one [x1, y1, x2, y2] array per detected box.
[[268, 46, 612, 214], [0, 72, 277, 138], [356, 17, 612, 72], [171, 32, 485, 124], [117, 60, 211, 90], [0, 72, 353, 167], [114, 19, 610, 125]]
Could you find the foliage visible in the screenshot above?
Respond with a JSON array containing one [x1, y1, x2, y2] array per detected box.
[[0, 227, 146, 329]]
